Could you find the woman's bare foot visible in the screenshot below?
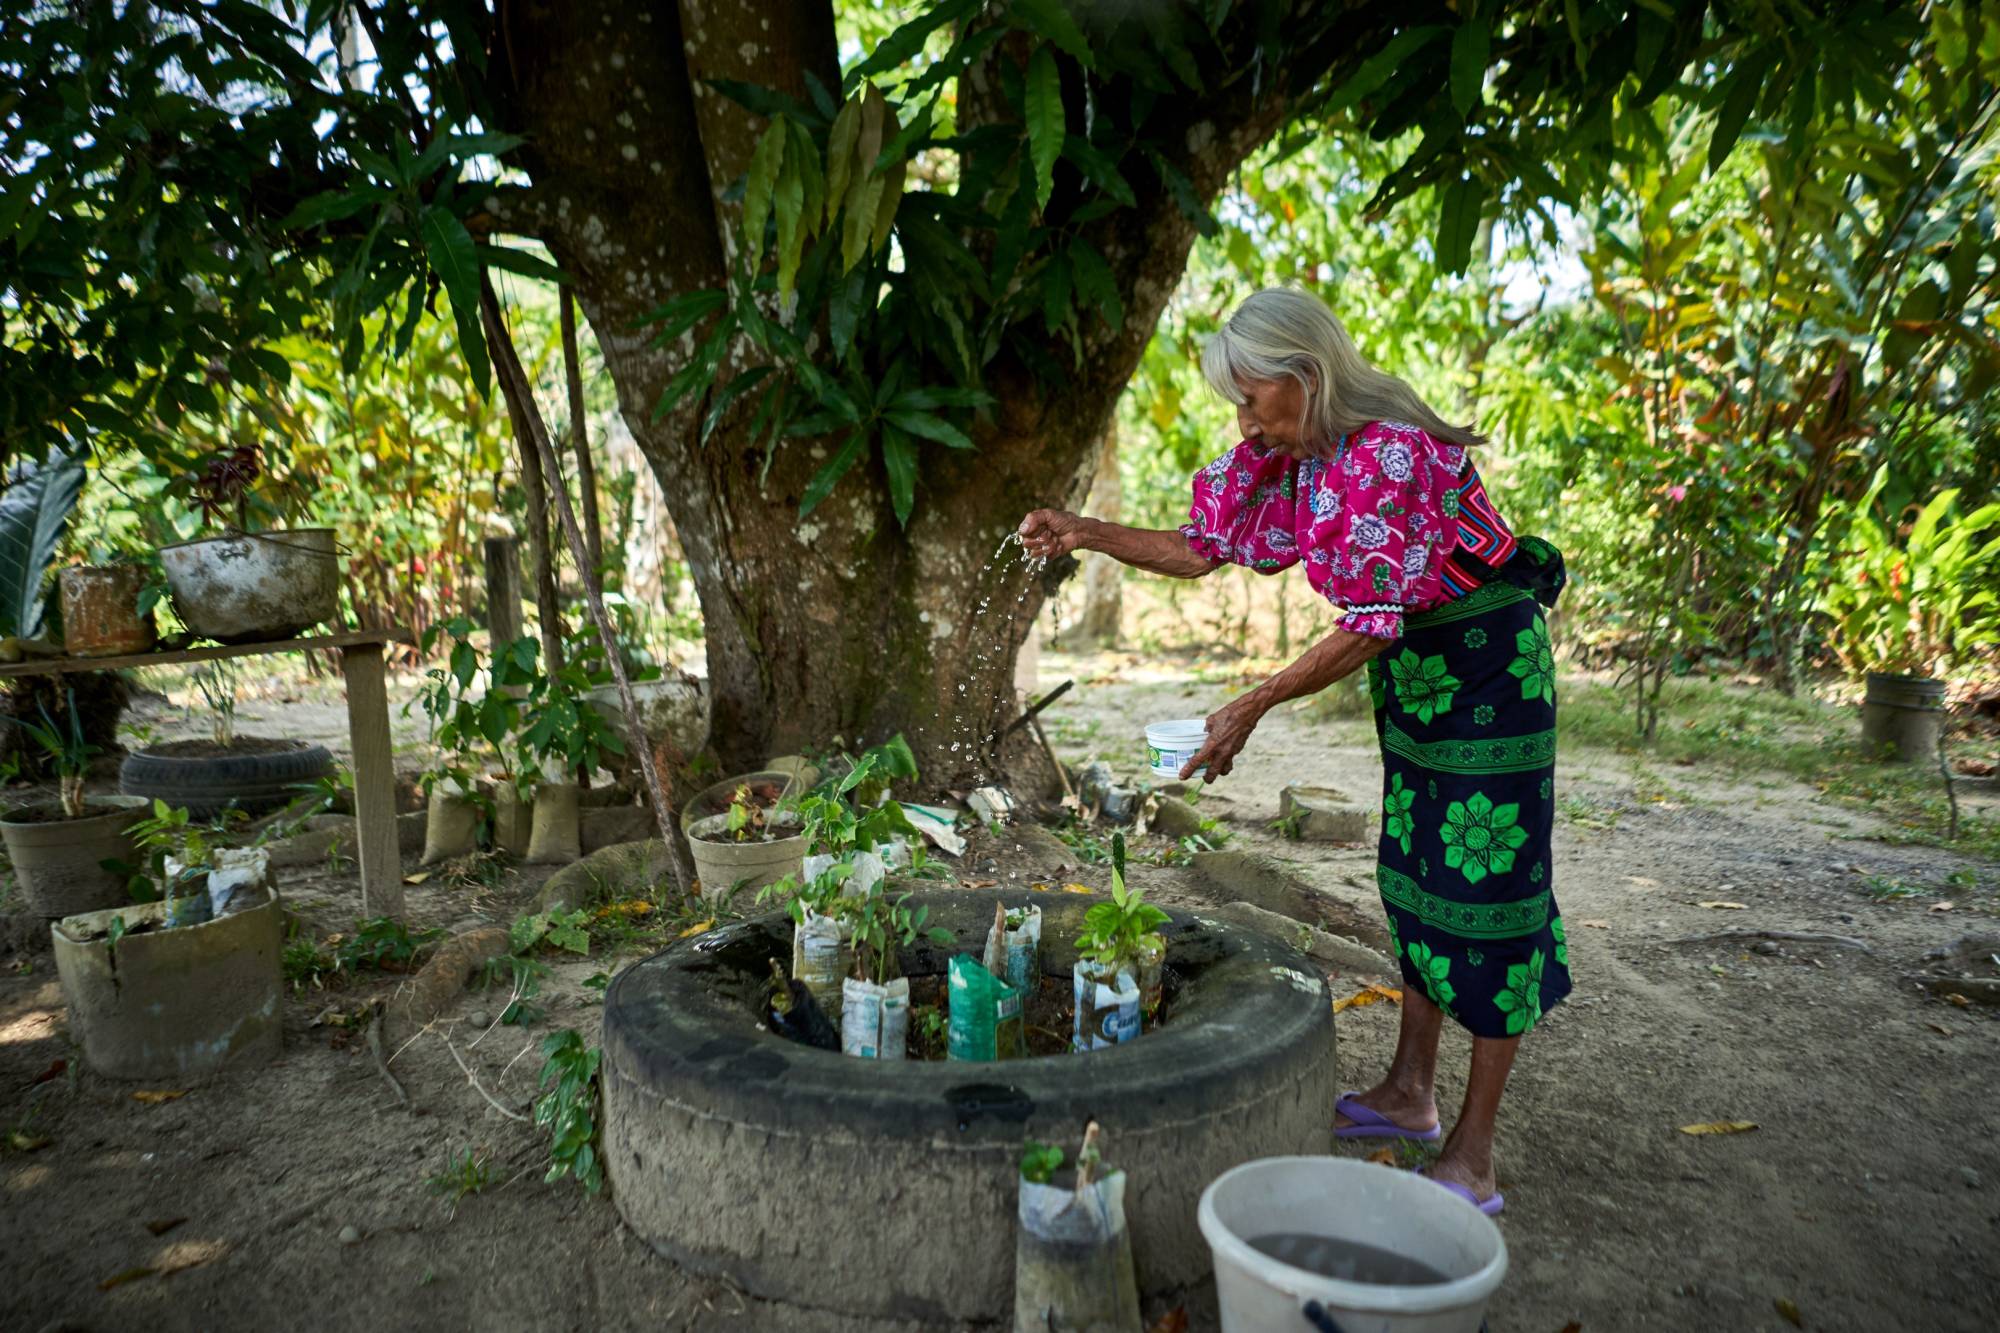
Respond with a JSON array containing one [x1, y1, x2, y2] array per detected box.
[[1334, 1079, 1439, 1135], [1424, 1144, 1498, 1202]]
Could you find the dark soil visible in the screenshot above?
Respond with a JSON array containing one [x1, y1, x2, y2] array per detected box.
[[136, 736, 304, 759], [0, 797, 132, 825]]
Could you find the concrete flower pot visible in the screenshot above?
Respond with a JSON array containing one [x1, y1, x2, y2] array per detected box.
[[158, 527, 338, 643], [687, 811, 805, 895], [1861, 671, 1946, 763], [52, 884, 283, 1080], [0, 795, 148, 919]]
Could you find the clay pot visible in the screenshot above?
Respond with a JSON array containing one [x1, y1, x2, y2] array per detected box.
[[59, 565, 156, 657]]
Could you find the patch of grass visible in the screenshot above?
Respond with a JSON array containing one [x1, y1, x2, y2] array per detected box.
[[1557, 795, 1621, 831], [1861, 874, 1927, 902], [281, 934, 334, 993], [425, 1147, 500, 1216], [333, 917, 443, 974]]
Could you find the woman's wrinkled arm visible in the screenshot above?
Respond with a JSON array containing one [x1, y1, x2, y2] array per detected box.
[[1182, 627, 1394, 781], [1018, 510, 1214, 578]]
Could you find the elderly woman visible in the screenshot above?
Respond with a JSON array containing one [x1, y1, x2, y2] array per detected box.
[[1020, 286, 1568, 1216]]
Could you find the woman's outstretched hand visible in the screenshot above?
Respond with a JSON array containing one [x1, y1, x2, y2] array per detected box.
[[1018, 509, 1090, 559], [1183, 693, 1266, 783]]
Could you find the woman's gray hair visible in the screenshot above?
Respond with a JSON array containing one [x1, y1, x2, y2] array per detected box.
[[1199, 286, 1485, 451]]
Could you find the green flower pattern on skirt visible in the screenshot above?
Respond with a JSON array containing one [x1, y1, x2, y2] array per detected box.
[[1371, 543, 1569, 1040], [1493, 949, 1546, 1035], [1407, 940, 1456, 1010], [1389, 649, 1461, 725], [1507, 616, 1556, 705], [1383, 774, 1417, 854], [1439, 792, 1530, 884]]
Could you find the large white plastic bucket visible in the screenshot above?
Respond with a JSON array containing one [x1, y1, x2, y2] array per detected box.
[[1145, 718, 1207, 779], [1198, 1158, 1507, 1333]]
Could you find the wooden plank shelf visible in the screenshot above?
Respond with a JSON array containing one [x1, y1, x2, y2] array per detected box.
[[5, 626, 416, 919]]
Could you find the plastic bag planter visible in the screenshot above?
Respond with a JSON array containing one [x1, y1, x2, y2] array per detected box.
[[599, 891, 1337, 1323], [52, 885, 283, 1081]]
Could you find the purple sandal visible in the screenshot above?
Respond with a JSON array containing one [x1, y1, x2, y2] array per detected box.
[[1334, 1092, 1442, 1142], [1426, 1174, 1505, 1216]]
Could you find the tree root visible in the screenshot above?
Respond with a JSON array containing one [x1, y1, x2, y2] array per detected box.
[[1669, 928, 1872, 953], [366, 1001, 411, 1110]]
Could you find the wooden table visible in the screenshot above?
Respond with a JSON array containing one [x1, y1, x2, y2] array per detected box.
[[0, 629, 413, 918]]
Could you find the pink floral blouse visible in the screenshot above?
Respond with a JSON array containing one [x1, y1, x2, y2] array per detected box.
[[1179, 420, 1513, 640]]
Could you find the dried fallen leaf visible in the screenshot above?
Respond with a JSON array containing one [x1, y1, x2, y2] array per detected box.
[[677, 919, 713, 939], [146, 1217, 188, 1237], [1947, 993, 1972, 1008], [7, 1129, 52, 1152], [28, 1057, 66, 1086], [1062, 882, 1096, 894], [131, 1089, 187, 1105], [1333, 984, 1402, 1013], [1928, 901, 1955, 913], [402, 871, 432, 885], [1365, 1146, 1397, 1166], [964, 879, 998, 889], [1579, 919, 1610, 929], [1557, 1324, 1582, 1333], [1927, 1022, 1952, 1037], [98, 1266, 157, 1291], [1696, 901, 1748, 910], [1680, 1120, 1759, 1136], [1775, 1296, 1803, 1327], [1144, 1308, 1189, 1333]]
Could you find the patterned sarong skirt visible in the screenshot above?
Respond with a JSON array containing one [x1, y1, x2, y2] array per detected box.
[[1365, 539, 1572, 1039]]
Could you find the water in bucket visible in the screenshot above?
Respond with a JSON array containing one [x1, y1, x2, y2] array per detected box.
[[1198, 1157, 1506, 1333]]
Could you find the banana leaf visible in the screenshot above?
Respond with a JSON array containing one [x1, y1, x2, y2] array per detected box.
[[0, 450, 86, 641]]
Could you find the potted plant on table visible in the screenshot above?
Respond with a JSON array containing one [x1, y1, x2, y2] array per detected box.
[[156, 443, 340, 644], [1822, 467, 2000, 762], [1071, 834, 1167, 1050], [0, 689, 148, 919]]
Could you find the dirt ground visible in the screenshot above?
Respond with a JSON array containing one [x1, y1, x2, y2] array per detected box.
[[3, 651, 1999, 1332]]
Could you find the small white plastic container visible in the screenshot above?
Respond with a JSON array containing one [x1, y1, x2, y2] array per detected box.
[[1145, 718, 1208, 780], [1198, 1157, 1507, 1333]]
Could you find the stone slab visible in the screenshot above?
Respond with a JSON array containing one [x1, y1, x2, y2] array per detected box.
[[1278, 783, 1371, 842]]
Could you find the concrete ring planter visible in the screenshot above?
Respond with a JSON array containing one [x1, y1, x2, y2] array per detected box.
[[1861, 670, 1946, 763], [0, 795, 149, 919], [53, 885, 283, 1081], [601, 891, 1337, 1323], [158, 527, 338, 643], [678, 769, 807, 837]]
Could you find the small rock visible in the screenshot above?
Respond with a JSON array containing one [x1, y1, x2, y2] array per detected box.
[[466, 1011, 492, 1029], [1151, 795, 1205, 840], [1752, 941, 1781, 956], [1276, 785, 1370, 842], [1961, 1167, 1981, 1190], [1837, 913, 1856, 924], [338, 1225, 361, 1246]]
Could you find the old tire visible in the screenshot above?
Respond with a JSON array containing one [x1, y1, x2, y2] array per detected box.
[[601, 891, 1337, 1323], [120, 738, 336, 820]]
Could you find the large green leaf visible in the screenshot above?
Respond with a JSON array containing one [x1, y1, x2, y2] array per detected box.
[[1450, 20, 1490, 116], [1011, 0, 1094, 66], [799, 431, 868, 518], [1434, 175, 1486, 275], [742, 123, 788, 269], [881, 425, 918, 527], [1025, 48, 1064, 209], [0, 450, 85, 641], [419, 207, 489, 398]]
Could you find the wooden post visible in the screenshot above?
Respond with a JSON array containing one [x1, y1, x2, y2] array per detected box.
[[340, 642, 405, 920], [484, 534, 523, 647]]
